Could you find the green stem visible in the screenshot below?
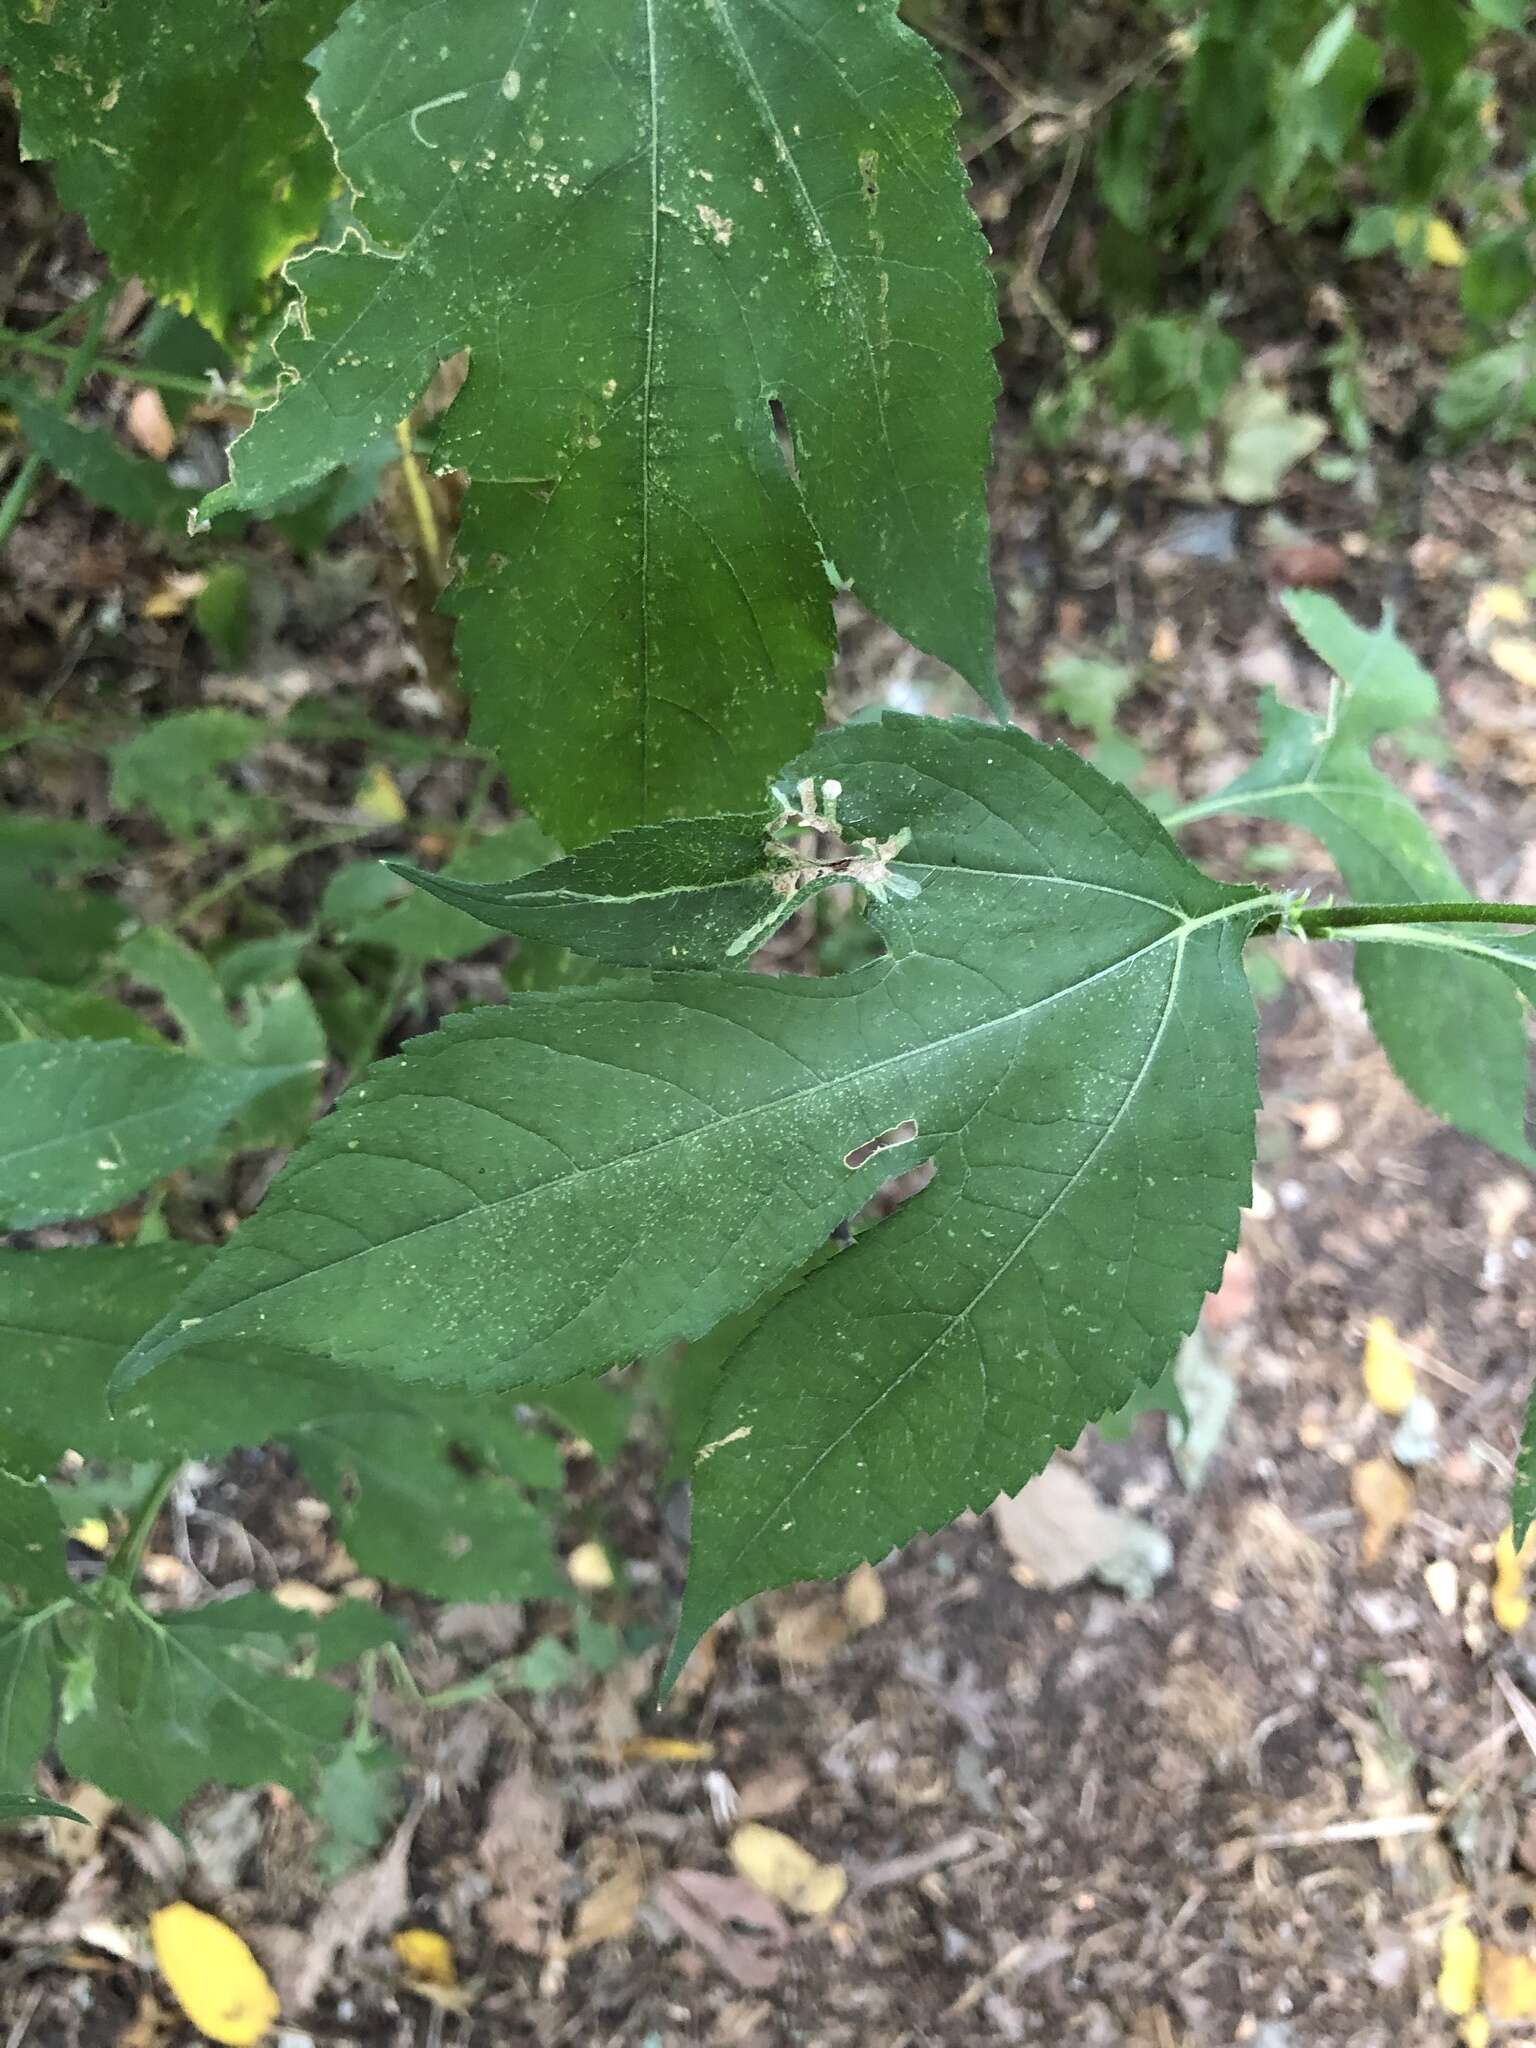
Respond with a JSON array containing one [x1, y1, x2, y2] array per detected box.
[[106, 1460, 183, 1588], [0, 326, 274, 405], [174, 825, 386, 930], [0, 291, 112, 547], [1260, 900, 1536, 938]]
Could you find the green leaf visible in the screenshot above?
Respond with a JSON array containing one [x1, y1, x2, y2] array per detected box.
[[0, 1246, 565, 1605], [0, 1792, 86, 1826], [0, 975, 160, 1049], [391, 814, 794, 970], [361, 820, 559, 962], [0, 1473, 70, 1606], [108, 711, 270, 840], [116, 715, 1270, 1681], [0, 877, 127, 988], [1181, 592, 1535, 1164], [0, 383, 198, 532], [311, 1735, 405, 1880], [0, 817, 122, 880], [1040, 652, 1136, 743], [1435, 341, 1536, 441], [194, 564, 253, 670], [287, 1402, 564, 1603], [118, 928, 243, 1064], [0, 1609, 59, 1793], [204, 0, 1002, 841], [57, 1590, 353, 1821], [0, 1041, 304, 1227], [1515, 1382, 1536, 1547], [1217, 375, 1329, 504], [232, 978, 327, 1146], [4, 0, 347, 338]]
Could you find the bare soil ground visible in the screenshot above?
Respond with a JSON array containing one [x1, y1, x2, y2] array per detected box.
[[3, 62, 1536, 2048]]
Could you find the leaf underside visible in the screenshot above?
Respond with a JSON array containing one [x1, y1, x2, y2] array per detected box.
[[5, 0, 346, 337], [207, 0, 1002, 842], [114, 715, 1270, 1676]]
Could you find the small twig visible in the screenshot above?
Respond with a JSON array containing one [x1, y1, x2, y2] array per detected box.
[[1493, 1669, 1536, 1763], [1234, 1812, 1442, 1854], [395, 417, 446, 586], [0, 328, 273, 405]]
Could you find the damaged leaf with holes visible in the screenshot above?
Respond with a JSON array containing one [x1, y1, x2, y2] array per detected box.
[[202, 0, 1002, 842], [4, 0, 348, 338], [112, 714, 1273, 1681]]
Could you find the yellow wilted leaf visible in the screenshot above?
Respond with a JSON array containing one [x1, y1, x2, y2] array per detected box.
[[150, 1902, 279, 2047], [1424, 217, 1467, 267], [1469, 584, 1530, 639], [69, 1517, 110, 1552], [620, 1735, 715, 1764], [392, 1928, 457, 1989], [566, 1541, 614, 1591], [842, 1561, 887, 1631], [1351, 1458, 1414, 1567], [1489, 636, 1536, 692], [355, 764, 407, 824], [1362, 1316, 1416, 1417], [1492, 1523, 1536, 1633], [1461, 2013, 1490, 2048], [729, 1823, 847, 1917], [1485, 1947, 1536, 2020], [1439, 1922, 1481, 2018]]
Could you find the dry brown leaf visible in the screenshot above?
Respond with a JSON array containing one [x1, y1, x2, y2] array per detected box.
[[1484, 1947, 1536, 2020], [478, 1765, 564, 1954], [770, 1594, 848, 1668], [652, 1869, 790, 1990], [270, 1580, 336, 1617], [273, 1802, 421, 2013], [150, 1902, 279, 2048], [49, 1783, 116, 1866], [842, 1562, 887, 1632], [125, 387, 176, 460], [734, 1759, 811, 1823], [568, 1848, 646, 1953], [1352, 1458, 1414, 1567], [730, 1824, 847, 1917]]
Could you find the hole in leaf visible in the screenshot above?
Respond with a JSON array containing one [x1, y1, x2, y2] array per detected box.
[[768, 397, 799, 482], [843, 1118, 918, 1171]]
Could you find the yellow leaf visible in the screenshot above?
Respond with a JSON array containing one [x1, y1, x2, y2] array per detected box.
[[1351, 1457, 1414, 1568], [69, 1517, 110, 1552], [842, 1561, 887, 1631], [1489, 636, 1536, 692], [729, 1823, 847, 1918], [620, 1736, 715, 1764], [392, 1928, 457, 1990], [1439, 1922, 1481, 2018], [566, 1541, 614, 1592], [1469, 584, 1530, 638], [150, 1902, 280, 2048], [1424, 1558, 1459, 1618], [1425, 218, 1467, 267], [1493, 1523, 1535, 1633], [355, 764, 407, 825], [1485, 1947, 1536, 2020], [1461, 2013, 1490, 2048], [1362, 1316, 1416, 1417]]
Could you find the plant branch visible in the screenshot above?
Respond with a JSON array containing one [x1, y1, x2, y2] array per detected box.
[[106, 1460, 183, 1588], [0, 326, 275, 404], [0, 291, 112, 547], [1259, 900, 1536, 938]]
